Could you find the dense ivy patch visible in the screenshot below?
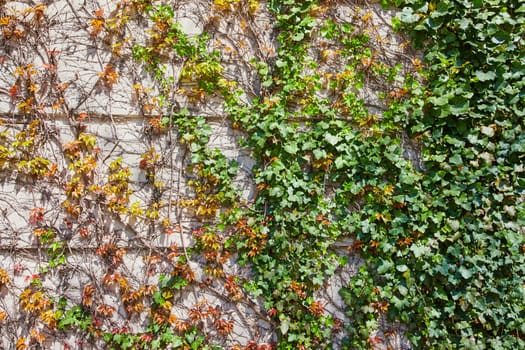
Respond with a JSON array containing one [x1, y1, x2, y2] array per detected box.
[[341, 0, 525, 348], [1, 0, 523, 348]]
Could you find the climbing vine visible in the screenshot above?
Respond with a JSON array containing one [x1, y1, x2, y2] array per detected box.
[[340, 0, 525, 349], [0, 0, 523, 349]]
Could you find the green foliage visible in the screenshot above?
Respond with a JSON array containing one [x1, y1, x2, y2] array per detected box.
[[4, 0, 519, 347], [223, 0, 409, 347], [92, 0, 525, 348], [340, 0, 525, 348], [57, 306, 92, 331]]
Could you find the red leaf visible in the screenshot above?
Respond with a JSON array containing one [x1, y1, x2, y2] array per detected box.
[[8, 85, 18, 98], [368, 335, 383, 345]]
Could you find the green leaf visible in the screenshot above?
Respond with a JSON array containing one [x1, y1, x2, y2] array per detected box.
[[475, 70, 497, 81], [399, 7, 421, 24], [152, 291, 164, 305], [325, 133, 341, 145], [480, 126, 495, 137], [269, 186, 284, 197], [396, 265, 409, 272], [292, 32, 304, 41], [262, 79, 273, 87], [280, 318, 290, 335], [276, 59, 286, 68], [398, 285, 408, 296], [459, 266, 473, 279], [449, 98, 470, 115], [313, 148, 326, 159], [334, 157, 346, 169], [284, 142, 299, 154], [377, 260, 393, 274], [428, 95, 449, 106], [449, 154, 463, 165], [410, 244, 430, 258]]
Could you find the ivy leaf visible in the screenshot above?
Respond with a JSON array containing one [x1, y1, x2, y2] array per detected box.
[[377, 260, 393, 274], [280, 318, 290, 334], [410, 244, 430, 258], [449, 98, 469, 115], [312, 275, 324, 286], [475, 70, 497, 81], [151, 339, 161, 349], [284, 142, 298, 154], [479, 152, 494, 164], [396, 265, 409, 272], [398, 285, 408, 296], [313, 148, 326, 159], [400, 7, 421, 24], [170, 336, 184, 349], [152, 291, 164, 305], [334, 156, 346, 169], [399, 172, 417, 185], [276, 59, 286, 68], [262, 79, 273, 87], [480, 126, 495, 137], [292, 32, 304, 41], [448, 154, 463, 165], [429, 95, 449, 106], [324, 133, 341, 146], [459, 266, 473, 279], [269, 186, 284, 197]]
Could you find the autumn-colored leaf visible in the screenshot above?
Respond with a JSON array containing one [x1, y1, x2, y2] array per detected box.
[[98, 65, 119, 86], [214, 318, 234, 335], [42, 63, 56, 71], [8, 85, 18, 98], [15, 338, 27, 350], [75, 112, 87, 121], [309, 300, 325, 317], [368, 335, 383, 345], [94, 8, 104, 18], [0, 17, 10, 26], [397, 237, 414, 247], [96, 304, 115, 317], [29, 207, 44, 226], [0, 268, 9, 285], [82, 284, 94, 306]]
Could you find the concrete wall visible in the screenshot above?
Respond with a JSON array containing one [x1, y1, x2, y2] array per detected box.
[[0, 1, 416, 348]]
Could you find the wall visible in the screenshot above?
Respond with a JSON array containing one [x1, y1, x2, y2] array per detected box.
[[0, 1, 416, 349]]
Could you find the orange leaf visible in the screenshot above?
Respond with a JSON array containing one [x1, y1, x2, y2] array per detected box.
[[0, 17, 10, 26], [8, 85, 18, 98], [16, 338, 27, 350], [77, 112, 88, 121]]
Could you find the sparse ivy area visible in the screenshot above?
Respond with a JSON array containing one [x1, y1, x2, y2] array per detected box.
[[0, 0, 523, 349]]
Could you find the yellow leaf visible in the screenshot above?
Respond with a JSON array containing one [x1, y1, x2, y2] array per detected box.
[[0, 17, 11, 26], [16, 338, 27, 350]]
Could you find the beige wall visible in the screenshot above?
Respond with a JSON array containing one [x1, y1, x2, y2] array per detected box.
[[0, 1, 415, 348]]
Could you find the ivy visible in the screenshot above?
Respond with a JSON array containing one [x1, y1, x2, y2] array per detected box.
[[222, 0, 413, 347], [2, 0, 523, 348], [340, 0, 525, 348]]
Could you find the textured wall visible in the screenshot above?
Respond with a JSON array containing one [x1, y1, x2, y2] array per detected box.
[[0, 1, 416, 349]]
